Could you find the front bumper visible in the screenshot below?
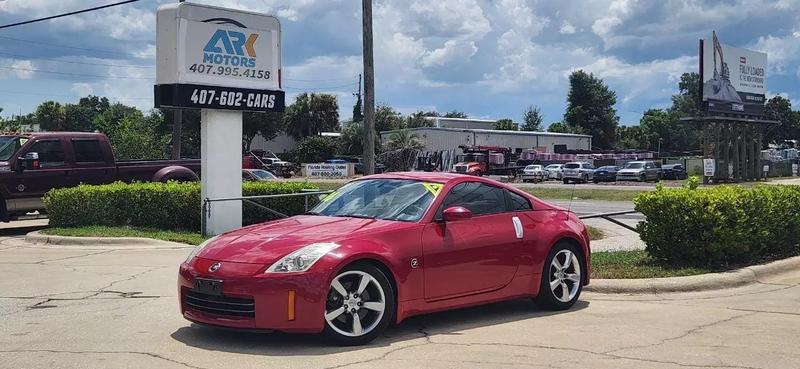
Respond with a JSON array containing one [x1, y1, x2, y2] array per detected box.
[[616, 173, 643, 181], [178, 257, 329, 333]]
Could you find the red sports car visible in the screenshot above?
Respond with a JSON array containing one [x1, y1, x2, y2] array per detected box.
[[179, 172, 590, 345]]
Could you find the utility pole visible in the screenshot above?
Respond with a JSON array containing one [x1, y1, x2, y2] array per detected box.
[[361, 0, 375, 174], [171, 0, 185, 160]]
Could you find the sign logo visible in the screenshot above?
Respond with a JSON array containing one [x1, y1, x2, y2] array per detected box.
[[208, 262, 222, 272], [740, 56, 747, 64], [203, 29, 259, 68]]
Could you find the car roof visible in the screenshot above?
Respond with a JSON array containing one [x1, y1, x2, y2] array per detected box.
[[362, 171, 513, 185]]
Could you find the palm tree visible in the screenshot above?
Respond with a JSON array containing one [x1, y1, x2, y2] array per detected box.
[[381, 129, 425, 171]]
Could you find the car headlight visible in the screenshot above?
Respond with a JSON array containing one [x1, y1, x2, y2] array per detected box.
[[185, 236, 218, 263], [266, 243, 339, 273]]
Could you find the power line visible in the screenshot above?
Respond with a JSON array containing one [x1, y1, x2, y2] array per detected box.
[[283, 82, 359, 91], [0, 36, 143, 57], [0, 88, 150, 101], [0, 51, 153, 69], [284, 76, 359, 83], [0, 65, 153, 80], [0, 0, 144, 30]]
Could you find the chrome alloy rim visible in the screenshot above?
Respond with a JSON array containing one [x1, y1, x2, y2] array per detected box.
[[549, 250, 581, 303], [324, 271, 386, 337]]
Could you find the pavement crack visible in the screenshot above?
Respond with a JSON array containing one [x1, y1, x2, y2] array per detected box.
[[35, 250, 117, 264], [0, 349, 209, 369]]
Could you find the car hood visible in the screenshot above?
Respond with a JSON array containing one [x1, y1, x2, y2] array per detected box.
[[196, 215, 412, 265], [617, 168, 643, 174]]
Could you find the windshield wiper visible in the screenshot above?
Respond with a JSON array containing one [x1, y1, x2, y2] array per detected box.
[[333, 214, 375, 220], [304, 211, 321, 215]]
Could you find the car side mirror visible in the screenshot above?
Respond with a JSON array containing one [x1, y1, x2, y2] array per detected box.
[[17, 152, 40, 172], [442, 206, 472, 221]]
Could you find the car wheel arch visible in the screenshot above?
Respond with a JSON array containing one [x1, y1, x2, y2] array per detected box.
[[329, 256, 399, 313], [549, 236, 589, 285]]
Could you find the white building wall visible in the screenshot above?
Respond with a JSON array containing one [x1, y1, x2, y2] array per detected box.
[[249, 133, 297, 153], [382, 128, 591, 153]]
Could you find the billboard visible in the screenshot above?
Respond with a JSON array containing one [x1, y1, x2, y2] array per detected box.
[[700, 31, 767, 115]]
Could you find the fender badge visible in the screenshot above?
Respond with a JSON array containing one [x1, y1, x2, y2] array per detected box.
[[410, 258, 419, 269], [208, 262, 222, 272]]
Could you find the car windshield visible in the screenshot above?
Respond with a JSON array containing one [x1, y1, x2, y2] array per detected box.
[[598, 166, 616, 170], [252, 170, 276, 179], [564, 163, 580, 169], [458, 154, 484, 162], [0, 136, 23, 161], [309, 179, 436, 222], [526, 165, 542, 170], [624, 162, 644, 169]]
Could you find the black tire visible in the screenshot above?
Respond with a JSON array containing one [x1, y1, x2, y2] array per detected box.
[[322, 263, 396, 346], [535, 242, 584, 310], [639, 174, 646, 182], [582, 174, 588, 183], [563, 178, 570, 184]]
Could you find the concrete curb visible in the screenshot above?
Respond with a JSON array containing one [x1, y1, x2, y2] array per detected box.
[[25, 231, 192, 248], [586, 255, 800, 294]]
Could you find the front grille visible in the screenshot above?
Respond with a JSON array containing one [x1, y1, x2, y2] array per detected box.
[[454, 165, 467, 173], [184, 290, 255, 318]]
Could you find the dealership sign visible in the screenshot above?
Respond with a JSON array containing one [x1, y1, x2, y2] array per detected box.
[[701, 31, 767, 115], [303, 163, 353, 178], [154, 3, 284, 112]]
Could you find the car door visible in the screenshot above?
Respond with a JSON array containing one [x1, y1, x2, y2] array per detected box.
[[421, 181, 520, 300], [68, 138, 115, 186], [645, 162, 657, 180], [8, 138, 74, 212]]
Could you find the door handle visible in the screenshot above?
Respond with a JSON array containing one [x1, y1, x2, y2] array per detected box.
[[512, 216, 523, 239]]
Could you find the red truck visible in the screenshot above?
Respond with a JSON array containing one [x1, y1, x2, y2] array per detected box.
[[451, 145, 522, 176], [0, 132, 200, 221]]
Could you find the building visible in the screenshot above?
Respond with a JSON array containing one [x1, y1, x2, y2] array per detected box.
[[424, 117, 518, 130], [380, 127, 592, 154]]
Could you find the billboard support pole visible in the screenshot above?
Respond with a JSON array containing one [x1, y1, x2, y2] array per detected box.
[[201, 109, 243, 235]]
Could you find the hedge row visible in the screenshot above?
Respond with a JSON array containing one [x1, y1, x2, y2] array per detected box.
[[44, 181, 319, 231], [634, 185, 800, 268]]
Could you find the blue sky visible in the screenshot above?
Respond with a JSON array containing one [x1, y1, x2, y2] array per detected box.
[[1, 0, 799, 127]]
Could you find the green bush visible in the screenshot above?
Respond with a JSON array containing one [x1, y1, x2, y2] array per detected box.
[[44, 181, 319, 231], [635, 185, 800, 268]]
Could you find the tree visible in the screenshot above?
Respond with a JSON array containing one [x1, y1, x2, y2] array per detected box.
[[381, 129, 424, 171], [764, 96, 799, 144], [106, 110, 170, 160], [93, 103, 141, 137], [443, 111, 468, 118], [375, 104, 405, 132], [288, 135, 340, 164], [547, 121, 579, 133], [405, 111, 435, 128], [670, 72, 701, 118], [35, 101, 66, 131], [62, 103, 95, 132], [352, 95, 363, 123], [616, 125, 648, 150], [564, 70, 619, 149], [242, 112, 284, 151], [284, 93, 340, 139], [493, 118, 517, 131], [521, 105, 543, 131]]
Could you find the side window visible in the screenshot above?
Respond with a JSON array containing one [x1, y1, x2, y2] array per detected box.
[[505, 190, 532, 211], [439, 182, 506, 217], [27, 140, 65, 168], [72, 139, 105, 163]]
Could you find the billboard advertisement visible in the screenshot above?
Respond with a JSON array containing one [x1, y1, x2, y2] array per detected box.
[[701, 31, 767, 115]]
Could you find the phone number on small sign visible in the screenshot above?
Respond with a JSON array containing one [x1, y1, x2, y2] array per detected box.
[[188, 64, 271, 80], [190, 89, 278, 109]]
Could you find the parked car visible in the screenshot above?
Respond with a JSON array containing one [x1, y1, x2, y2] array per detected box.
[[179, 173, 590, 345], [562, 162, 595, 184], [243, 150, 296, 178], [545, 164, 563, 180], [0, 132, 199, 222], [520, 164, 546, 182], [616, 160, 661, 182], [661, 163, 688, 180], [242, 169, 278, 182], [592, 166, 620, 183]]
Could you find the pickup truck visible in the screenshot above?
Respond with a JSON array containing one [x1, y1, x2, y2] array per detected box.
[[0, 132, 200, 221]]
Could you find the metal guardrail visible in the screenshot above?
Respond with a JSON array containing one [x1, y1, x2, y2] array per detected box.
[[578, 210, 640, 233], [201, 189, 333, 236]]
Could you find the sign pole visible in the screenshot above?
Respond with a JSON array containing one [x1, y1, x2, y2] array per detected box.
[[362, 0, 375, 175], [201, 109, 243, 235]]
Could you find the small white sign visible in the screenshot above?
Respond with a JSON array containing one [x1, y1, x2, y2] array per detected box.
[[792, 164, 798, 176], [703, 158, 715, 177], [304, 163, 351, 178], [763, 165, 769, 173]]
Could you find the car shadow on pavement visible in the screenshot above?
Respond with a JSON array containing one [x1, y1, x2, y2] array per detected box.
[[170, 298, 589, 355]]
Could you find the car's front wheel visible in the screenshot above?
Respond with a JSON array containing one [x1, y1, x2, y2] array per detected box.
[[536, 242, 583, 310], [323, 264, 395, 346]]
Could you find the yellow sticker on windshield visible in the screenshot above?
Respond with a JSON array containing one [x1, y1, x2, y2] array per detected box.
[[321, 192, 338, 202], [422, 183, 443, 196], [19, 138, 28, 146]]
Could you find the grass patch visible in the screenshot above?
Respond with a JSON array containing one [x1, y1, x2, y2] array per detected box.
[[587, 226, 605, 241], [591, 250, 712, 279], [522, 188, 647, 202], [42, 226, 207, 245]]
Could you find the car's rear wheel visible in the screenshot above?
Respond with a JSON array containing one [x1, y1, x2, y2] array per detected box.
[[536, 243, 583, 310], [323, 264, 395, 346]]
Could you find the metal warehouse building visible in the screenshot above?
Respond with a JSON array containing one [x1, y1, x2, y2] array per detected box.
[[380, 127, 592, 153]]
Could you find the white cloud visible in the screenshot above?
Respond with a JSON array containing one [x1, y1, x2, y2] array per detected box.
[[71, 83, 94, 97], [559, 21, 576, 35], [420, 40, 478, 67], [0, 60, 35, 79], [752, 31, 800, 75]]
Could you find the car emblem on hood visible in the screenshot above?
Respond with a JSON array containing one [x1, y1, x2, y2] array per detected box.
[[208, 262, 222, 272]]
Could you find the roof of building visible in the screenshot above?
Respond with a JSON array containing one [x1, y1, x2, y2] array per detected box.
[[379, 126, 592, 138]]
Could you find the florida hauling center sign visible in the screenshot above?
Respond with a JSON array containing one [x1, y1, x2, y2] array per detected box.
[[154, 3, 285, 112]]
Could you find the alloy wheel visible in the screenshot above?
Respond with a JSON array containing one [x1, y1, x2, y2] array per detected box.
[[324, 271, 386, 337], [548, 249, 581, 303]]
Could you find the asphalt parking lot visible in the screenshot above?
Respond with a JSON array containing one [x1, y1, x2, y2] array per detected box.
[[2, 234, 799, 369]]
